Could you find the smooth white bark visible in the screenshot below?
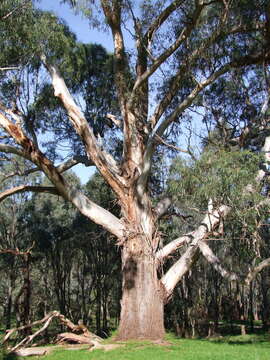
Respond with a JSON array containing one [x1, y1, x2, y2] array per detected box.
[[0, 111, 126, 239], [161, 205, 230, 296], [198, 241, 238, 281], [156, 235, 190, 262]]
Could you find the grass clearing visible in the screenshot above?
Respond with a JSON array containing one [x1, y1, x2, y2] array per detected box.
[[1, 333, 270, 360]]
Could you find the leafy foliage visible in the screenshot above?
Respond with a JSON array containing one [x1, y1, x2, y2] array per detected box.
[[169, 150, 262, 208]]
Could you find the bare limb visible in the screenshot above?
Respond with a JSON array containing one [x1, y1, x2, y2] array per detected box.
[[161, 205, 231, 298], [245, 258, 270, 284], [256, 135, 270, 182], [41, 55, 126, 198], [156, 234, 190, 262], [0, 246, 34, 256], [106, 113, 122, 128], [1, 0, 31, 20], [155, 196, 172, 219], [155, 134, 194, 156], [0, 67, 19, 71], [0, 143, 31, 160], [101, 0, 131, 118], [0, 146, 93, 181], [130, 2, 204, 98], [4, 311, 59, 344], [139, 51, 270, 195], [145, 0, 185, 44], [199, 241, 270, 285], [0, 185, 59, 202], [5, 311, 102, 352], [149, 20, 267, 130], [57, 155, 94, 172], [0, 112, 126, 239], [10, 316, 58, 352], [198, 240, 238, 281]]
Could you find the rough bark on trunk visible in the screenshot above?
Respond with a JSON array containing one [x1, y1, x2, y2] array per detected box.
[[117, 242, 165, 340]]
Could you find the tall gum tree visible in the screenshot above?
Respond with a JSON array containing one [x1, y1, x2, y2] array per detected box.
[[1, 0, 270, 339]]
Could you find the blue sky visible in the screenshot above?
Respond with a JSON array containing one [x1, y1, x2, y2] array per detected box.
[[38, 0, 113, 51]]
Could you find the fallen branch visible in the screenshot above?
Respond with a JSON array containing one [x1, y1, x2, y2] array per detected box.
[[9, 312, 56, 352], [11, 348, 48, 357], [4, 311, 102, 354], [56, 333, 95, 345], [3, 311, 58, 344]]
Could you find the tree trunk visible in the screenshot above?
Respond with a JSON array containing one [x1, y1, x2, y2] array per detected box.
[[261, 271, 270, 331], [22, 253, 31, 335], [117, 242, 165, 340], [5, 276, 13, 330]]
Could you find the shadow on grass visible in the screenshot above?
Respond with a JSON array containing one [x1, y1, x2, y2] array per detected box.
[[0, 351, 18, 360], [208, 333, 270, 346]]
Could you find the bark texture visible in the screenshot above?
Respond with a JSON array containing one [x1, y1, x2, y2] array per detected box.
[[117, 241, 165, 340]]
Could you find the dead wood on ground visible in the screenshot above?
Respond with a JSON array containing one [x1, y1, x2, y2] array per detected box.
[[3, 310, 102, 356]]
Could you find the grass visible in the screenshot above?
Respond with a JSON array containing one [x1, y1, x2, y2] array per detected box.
[[2, 333, 268, 360]]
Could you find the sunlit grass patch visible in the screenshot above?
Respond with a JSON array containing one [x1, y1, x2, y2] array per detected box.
[[3, 333, 270, 360]]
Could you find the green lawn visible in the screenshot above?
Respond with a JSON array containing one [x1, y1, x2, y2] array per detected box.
[[3, 333, 269, 360]]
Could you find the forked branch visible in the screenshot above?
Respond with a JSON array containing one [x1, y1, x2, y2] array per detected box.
[[199, 240, 270, 285], [0, 112, 125, 239], [161, 205, 231, 298], [41, 55, 126, 198]]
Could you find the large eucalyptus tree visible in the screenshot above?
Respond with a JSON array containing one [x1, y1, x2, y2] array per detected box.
[[1, 0, 270, 339]]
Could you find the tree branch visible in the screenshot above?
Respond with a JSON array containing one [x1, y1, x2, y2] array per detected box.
[[245, 258, 270, 284], [130, 2, 204, 98], [101, 0, 131, 119], [0, 112, 126, 239], [198, 240, 238, 281], [149, 21, 266, 130], [41, 55, 126, 198], [155, 196, 172, 219], [156, 234, 190, 262], [161, 205, 230, 298], [199, 241, 270, 285], [106, 113, 122, 128], [57, 155, 94, 173], [1, 0, 31, 20], [0, 242, 34, 256], [144, 0, 185, 44], [0, 145, 94, 181], [139, 51, 270, 194], [0, 143, 31, 159], [0, 67, 19, 71], [0, 185, 59, 202]]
